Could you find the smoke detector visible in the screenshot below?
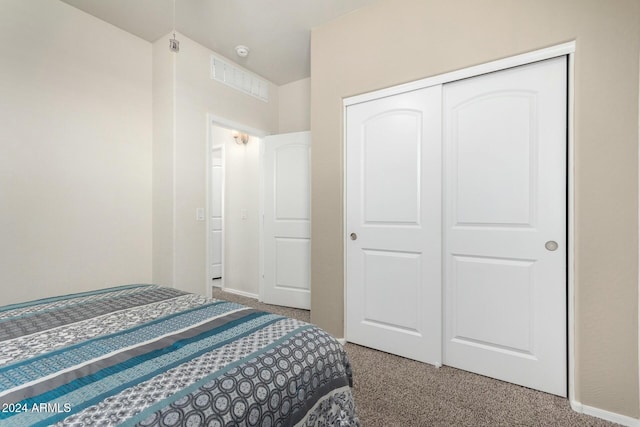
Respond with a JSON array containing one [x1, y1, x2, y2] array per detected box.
[[235, 45, 250, 58]]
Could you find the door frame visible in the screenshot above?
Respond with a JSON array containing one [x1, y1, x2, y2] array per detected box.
[[342, 41, 576, 400], [205, 114, 268, 299]]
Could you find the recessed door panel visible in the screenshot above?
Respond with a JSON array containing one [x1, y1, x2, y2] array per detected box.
[[363, 112, 421, 225], [275, 145, 310, 220], [275, 238, 310, 291], [451, 255, 534, 354], [211, 230, 222, 278], [452, 93, 536, 227], [363, 250, 420, 332]]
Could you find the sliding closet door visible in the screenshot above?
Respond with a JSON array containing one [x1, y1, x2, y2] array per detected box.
[[345, 87, 442, 365], [443, 57, 567, 396]]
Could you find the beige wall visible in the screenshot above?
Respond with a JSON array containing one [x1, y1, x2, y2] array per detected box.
[[152, 33, 279, 296], [0, 0, 153, 304], [279, 78, 311, 133], [310, 0, 640, 418]]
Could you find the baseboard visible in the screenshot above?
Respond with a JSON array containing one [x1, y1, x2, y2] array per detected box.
[[220, 287, 259, 300], [336, 338, 346, 345], [571, 400, 640, 426]]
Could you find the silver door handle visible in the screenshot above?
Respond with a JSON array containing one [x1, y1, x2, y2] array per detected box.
[[350, 233, 357, 241], [545, 241, 558, 251]]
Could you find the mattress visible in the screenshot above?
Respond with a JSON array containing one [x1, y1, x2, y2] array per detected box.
[[0, 285, 359, 426]]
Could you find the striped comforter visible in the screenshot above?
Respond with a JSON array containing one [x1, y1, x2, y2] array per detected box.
[[0, 285, 358, 426]]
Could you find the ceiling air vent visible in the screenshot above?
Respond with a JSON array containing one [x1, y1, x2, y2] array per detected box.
[[211, 55, 269, 102]]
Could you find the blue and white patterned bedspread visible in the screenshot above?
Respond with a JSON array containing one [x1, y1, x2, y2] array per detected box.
[[0, 285, 359, 426]]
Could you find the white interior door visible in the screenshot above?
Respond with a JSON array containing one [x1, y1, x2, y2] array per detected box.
[[262, 131, 311, 309], [443, 57, 567, 396], [345, 87, 442, 365], [210, 146, 224, 286]]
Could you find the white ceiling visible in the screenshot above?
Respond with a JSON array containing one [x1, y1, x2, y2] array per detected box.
[[60, 0, 379, 85]]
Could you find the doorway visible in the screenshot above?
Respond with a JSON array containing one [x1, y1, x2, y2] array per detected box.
[[207, 120, 264, 299], [207, 119, 312, 310]]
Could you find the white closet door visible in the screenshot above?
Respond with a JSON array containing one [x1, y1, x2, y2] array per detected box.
[[443, 57, 567, 396], [345, 87, 442, 365], [262, 131, 311, 309]]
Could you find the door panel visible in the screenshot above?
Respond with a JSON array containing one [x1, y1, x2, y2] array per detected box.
[[453, 92, 536, 226], [362, 249, 421, 332], [363, 112, 421, 224], [275, 145, 310, 220], [263, 132, 311, 309], [275, 237, 310, 291], [346, 87, 442, 365], [451, 255, 534, 353], [443, 56, 567, 396]]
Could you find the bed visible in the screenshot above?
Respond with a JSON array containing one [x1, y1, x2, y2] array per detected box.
[[0, 284, 359, 426]]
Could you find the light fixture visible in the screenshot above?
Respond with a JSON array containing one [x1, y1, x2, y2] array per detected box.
[[169, 0, 179, 53], [232, 131, 249, 145], [235, 45, 250, 58]]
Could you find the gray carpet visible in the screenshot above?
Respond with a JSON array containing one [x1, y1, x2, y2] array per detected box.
[[212, 288, 617, 426]]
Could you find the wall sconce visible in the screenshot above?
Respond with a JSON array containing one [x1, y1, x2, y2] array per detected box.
[[233, 132, 249, 145]]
